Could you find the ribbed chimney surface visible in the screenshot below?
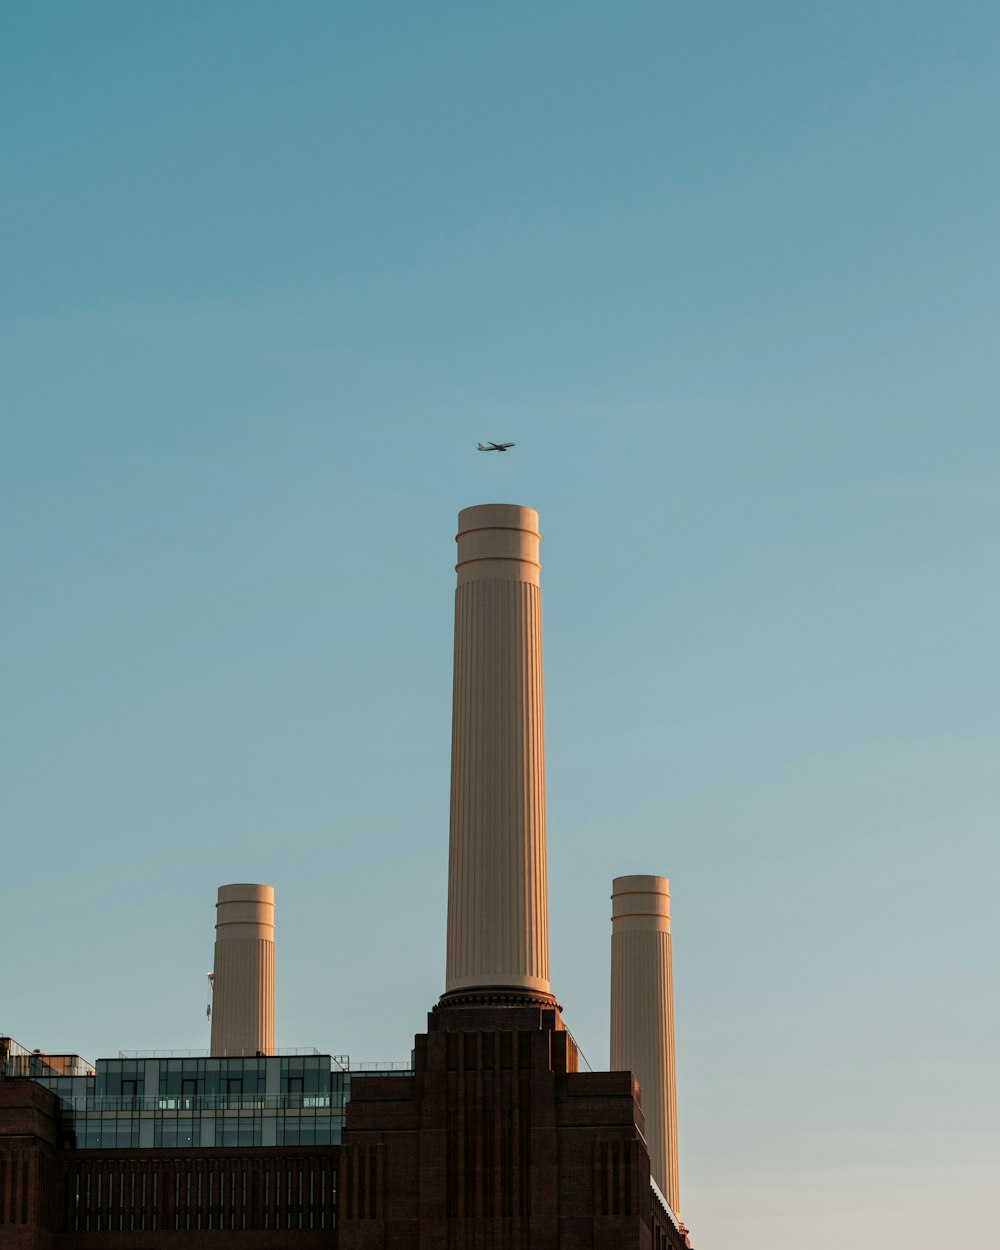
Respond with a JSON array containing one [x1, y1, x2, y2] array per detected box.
[[443, 504, 552, 1003], [210, 884, 275, 1057], [610, 875, 680, 1214]]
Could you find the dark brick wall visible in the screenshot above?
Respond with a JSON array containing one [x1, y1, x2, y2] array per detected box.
[[1, 1079, 61, 1250], [58, 1147, 336, 1244], [2, 1010, 692, 1250], [0, 1085, 58, 1148], [339, 1002, 691, 1250], [0, 1078, 338, 1250]]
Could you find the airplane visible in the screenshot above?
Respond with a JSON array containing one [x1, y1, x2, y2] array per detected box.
[[477, 441, 515, 452]]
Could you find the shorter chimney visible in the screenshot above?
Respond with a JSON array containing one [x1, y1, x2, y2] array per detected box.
[[210, 884, 275, 1057], [610, 874, 680, 1214]]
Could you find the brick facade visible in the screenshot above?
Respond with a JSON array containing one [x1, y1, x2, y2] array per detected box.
[[337, 1001, 690, 1250], [1, 1008, 691, 1250]]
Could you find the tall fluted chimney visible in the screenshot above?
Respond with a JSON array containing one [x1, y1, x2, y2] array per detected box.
[[443, 504, 553, 1005], [610, 874, 681, 1214], [210, 883, 275, 1056]]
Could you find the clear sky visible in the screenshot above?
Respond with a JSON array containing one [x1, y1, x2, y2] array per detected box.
[[2, 3, 998, 1246]]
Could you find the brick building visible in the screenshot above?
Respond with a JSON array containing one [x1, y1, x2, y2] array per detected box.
[[2, 1002, 689, 1249]]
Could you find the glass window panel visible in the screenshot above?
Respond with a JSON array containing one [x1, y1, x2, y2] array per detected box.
[[217, 1118, 260, 1147], [155, 1119, 200, 1148]]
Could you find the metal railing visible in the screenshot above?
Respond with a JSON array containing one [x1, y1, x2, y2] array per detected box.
[[564, 1028, 593, 1074], [117, 1048, 323, 1059], [109, 1051, 410, 1069], [57, 1093, 342, 1113], [649, 1177, 681, 1232], [340, 1060, 412, 1073]]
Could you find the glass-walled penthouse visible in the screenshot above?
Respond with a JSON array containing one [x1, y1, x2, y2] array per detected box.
[[34, 1053, 351, 1150]]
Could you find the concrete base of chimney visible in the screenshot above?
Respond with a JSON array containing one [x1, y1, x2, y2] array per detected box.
[[436, 985, 560, 1011]]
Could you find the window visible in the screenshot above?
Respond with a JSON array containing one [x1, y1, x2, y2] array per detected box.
[[155, 1119, 199, 1148], [217, 1118, 259, 1147]]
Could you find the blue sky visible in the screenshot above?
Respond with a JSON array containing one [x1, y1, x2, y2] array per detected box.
[[2, 4, 998, 1246]]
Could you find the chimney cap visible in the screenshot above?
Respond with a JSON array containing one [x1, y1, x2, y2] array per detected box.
[[457, 503, 539, 535], [611, 875, 671, 930], [217, 883, 274, 903]]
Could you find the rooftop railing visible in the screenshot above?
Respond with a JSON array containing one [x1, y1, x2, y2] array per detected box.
[[117, 1048, 323, 1059], [649, 1177, 681, 1232], [58, 1093, 342, 1113], [339, 1059, 412, 1073], [110, 1052, 411, 1072], [564, 1028, 593, 1074]]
